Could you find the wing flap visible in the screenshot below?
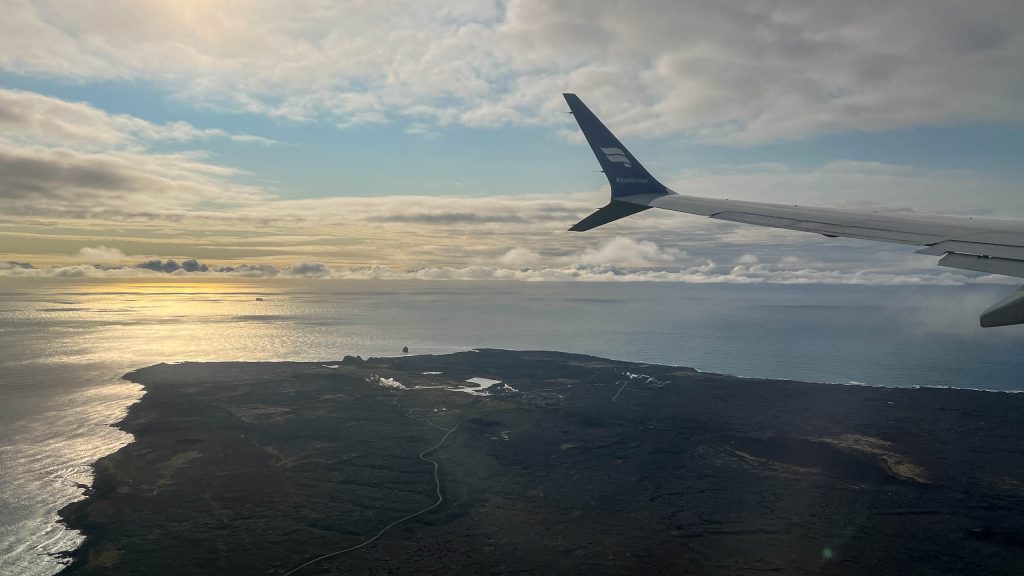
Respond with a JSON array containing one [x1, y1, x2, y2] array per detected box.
[[789, 222, 943, 245], [938, 253, 1024, 278], [709, 211, 945, 244], [916, 240, 1024, 260], [709, 212, 802, 228]]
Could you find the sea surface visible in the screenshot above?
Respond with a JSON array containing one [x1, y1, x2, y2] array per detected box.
[[1, 278, 1023, 575]]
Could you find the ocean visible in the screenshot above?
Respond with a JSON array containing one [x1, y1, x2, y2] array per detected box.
[[1, 278, 1023, 575]]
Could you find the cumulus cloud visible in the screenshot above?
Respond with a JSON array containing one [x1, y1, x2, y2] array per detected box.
[[2, 1, 1022, 141], [575, 236, 684, 267], [3, 245, 1016, 288], [282, 262, 332, 278], [499, 247, 543, 268], [215, 264, 281, 278], [180, 259, 208, 273], [136, 258, 209, 273], [1, 257, 278, 278], [1, 259, 1006, 286], [75, 245, 127, 262]]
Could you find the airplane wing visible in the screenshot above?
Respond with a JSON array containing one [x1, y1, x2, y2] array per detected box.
[[564, 93, 1024, 328]]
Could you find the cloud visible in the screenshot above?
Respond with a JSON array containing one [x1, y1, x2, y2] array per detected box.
[[499, 247, 543, 268], [215, 264, 281, 278], [373, 212, 530, 225], [0, 89, 274, 149], [75, 245, 127, 262], [282, 262, 332, 277], [575, 236, 684, 267], [0, 89, 590, 222], [886, 286, 1020, 337], [0, 91, 1019, 283], [136, 258, 209, 273], [8, 261, 993, 286], [3, 245, 1016, 288], [2, 1, 1022, 142], [0, 136, 267, 218], [1, 88, 1019, 232], [0, 90, 273, 220]]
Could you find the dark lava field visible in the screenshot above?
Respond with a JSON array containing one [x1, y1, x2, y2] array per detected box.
[[60, 350, 1024, 575]]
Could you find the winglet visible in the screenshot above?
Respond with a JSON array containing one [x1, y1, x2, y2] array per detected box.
[[565, 93, 672, 231]]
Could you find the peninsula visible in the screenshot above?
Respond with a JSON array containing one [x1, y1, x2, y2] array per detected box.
[[59, 350, 1024, 574]]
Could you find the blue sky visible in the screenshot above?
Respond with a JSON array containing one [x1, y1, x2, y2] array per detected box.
[[5, 71, 1024, 200], [1, 0, 1023, 284]]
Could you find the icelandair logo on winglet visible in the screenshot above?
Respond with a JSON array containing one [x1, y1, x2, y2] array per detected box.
[[601, 147, 632, 168]]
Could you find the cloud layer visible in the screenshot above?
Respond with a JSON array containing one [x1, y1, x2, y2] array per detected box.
[[3, 4, 1023, 284], [1, 85, 1018, 224], [3, 0, 1023, 142], [0, 89, 274, 149], [2, 237, 1014, 288]]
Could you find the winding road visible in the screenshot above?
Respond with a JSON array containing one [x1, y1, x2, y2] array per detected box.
[[280, 400, 486, 575]]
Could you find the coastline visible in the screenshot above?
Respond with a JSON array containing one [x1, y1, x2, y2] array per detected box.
[[56, 381, 148, 573], [58, 350, 1024, 575]]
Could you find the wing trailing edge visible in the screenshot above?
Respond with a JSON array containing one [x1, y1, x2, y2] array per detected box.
[[981, 286, 1024, 328]]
